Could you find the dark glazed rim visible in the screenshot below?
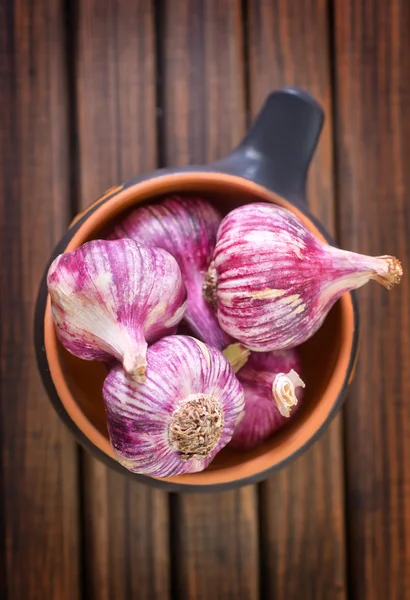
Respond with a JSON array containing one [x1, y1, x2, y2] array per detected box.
[[34, 167, 360, 493]]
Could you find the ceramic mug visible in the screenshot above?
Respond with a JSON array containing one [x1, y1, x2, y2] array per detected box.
[[35, 88, 359, 492]]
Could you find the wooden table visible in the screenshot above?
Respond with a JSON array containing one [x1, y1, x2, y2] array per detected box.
[[1, 1, 409, 598]]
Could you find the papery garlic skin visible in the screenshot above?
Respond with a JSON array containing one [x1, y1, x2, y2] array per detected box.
[[47, 239, 187, 381], [272, 369, 305, 418], [210, 203, 403, 351], [103, 336, 245, 477], [110, 196, 232, 350], [230, 349, 304, 450]]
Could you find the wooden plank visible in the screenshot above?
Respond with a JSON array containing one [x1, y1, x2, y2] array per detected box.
[[247, 2, 347, 598], [162, 1, 259, 598], [75, 2, 170, 598], [171, 488, 259, 599], [333, 1, 410, 598], [0, 1, 80, 599]]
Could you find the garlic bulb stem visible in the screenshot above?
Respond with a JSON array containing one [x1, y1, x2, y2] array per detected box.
[[222, 343, 251, 374], [324, 248, 403, 291], [122, 339, 148, 382], [272, 369, 306, 418], [169, 394, 224, 460]]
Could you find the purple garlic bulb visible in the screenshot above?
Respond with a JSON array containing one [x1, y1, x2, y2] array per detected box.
[[103, 336, 245, 477], [47, 239, 187, 382], [207, 203, 403, 351], [230, 349, 305, 451], [110, 196, 232, 350]]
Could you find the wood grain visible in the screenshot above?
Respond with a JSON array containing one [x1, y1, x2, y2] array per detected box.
[[2, 0, 410, 598], [0, 0, 80, 598], [162, 1, 259, 598], [162, 0, 246, 167], [247, 1, 347, 598], [171, 487, 259, 599], [334, 1, 410, 598], [75, 1, 170, 598]]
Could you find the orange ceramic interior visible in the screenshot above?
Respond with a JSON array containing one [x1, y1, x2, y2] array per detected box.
[[44, 173, 355, 486]]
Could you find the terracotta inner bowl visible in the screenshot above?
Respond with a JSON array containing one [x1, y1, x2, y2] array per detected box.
[[44, 173, 355, 487]]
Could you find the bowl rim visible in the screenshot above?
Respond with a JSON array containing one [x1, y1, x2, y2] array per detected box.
[[36, 171, 359, 491]]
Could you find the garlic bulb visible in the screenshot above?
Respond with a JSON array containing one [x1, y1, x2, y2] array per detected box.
[[47, 239, 187, 382], [207, 203, 403, 351], [103, 336, 245, 477], [110, 196, 232, 350], [230, 349, 305, 450]]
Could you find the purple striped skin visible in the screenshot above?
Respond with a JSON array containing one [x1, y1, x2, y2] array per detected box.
[[110, 197, 232, 350], [102, 336, 245, 478], [230, 349, 304, 451], [214, 203, 402, 351], [47, 239, 187, 377]]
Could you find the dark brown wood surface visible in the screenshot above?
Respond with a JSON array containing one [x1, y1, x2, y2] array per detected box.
[[334, 1, 410, 598], [0, 1, 81, 599], [1, 0, 409, 599]]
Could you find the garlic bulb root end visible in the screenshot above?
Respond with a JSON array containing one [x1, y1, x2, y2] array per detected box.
[[272, 369, 305, 418], [223, 343, 251, 373], [203, 261, 218, 309], [169, 394, 224, 460]]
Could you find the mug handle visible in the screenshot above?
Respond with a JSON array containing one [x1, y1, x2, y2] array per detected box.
[[213, 87, 324, 204]]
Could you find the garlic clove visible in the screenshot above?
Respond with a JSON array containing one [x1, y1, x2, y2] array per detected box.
[[103, 335, 245, 478], [47, 239, 187, 381], [230, 349, 305, 451], [209, 203, 402, 351]]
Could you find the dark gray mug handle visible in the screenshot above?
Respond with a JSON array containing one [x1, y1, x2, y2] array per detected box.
[[213, 87, 324, 204]]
